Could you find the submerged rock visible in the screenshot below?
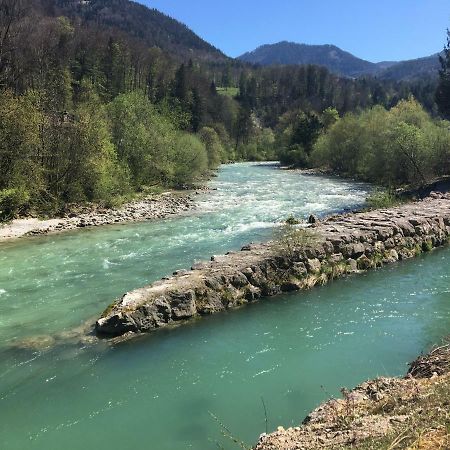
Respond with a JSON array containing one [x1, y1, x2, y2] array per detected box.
[[11, 335, 56, 351]]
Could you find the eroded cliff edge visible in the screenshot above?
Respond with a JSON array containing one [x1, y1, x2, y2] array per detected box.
[[96, 192, 450, 338]]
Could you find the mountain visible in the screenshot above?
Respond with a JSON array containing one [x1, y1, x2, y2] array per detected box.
[[377, 54, 441, 81], [238, 41, 440, 80], [239, 41, 376, 77], [51, 0, 228, 62]]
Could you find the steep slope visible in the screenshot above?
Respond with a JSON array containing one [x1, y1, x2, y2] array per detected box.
[[53, 0, 228, 62]]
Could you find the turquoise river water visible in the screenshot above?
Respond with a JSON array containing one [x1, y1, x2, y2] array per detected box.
[[0, 162, 449, 449]]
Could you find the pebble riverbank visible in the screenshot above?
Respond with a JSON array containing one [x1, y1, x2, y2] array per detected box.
[[96, 192, 450, 338], [0, 192, 195, 241]]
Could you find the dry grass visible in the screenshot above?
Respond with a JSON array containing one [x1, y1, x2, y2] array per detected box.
[[407, 428, 450, 450], [341, 373, 450, 450]]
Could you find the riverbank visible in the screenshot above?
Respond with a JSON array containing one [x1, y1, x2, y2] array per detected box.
[[96, 191, 450, 338], [254, 342, 450, 449], [0, 191, 196, 242]]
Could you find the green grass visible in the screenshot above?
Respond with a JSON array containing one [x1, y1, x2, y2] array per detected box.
[[366, 189, 404, 209], [216, 87, 240, 97]]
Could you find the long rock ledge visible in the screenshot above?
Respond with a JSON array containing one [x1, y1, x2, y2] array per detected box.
[[96, 192, 450, 338]]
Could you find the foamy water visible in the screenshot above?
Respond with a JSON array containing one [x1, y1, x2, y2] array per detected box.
[[0, 163, 370, 343]]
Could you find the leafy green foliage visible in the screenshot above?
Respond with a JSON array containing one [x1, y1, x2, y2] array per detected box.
[[109, 92, 176, 188], [216, 87, 239, 98], [198, 127, 224, 168], [366, 190, 403, 209], [0, 188, 30, 221], [312, 99, 450, 187], [172, 133, 208, 186], [0, 91, 44, 198], [0, 87, 216, 220], [276, 109, 334, 167], [285, 216, 302, 225]]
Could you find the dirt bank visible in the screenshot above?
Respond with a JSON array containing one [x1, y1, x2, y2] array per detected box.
[[254, 343, 450, 449]]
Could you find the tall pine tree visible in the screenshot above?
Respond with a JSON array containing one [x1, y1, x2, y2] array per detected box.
[[436, 29, 450, 119]]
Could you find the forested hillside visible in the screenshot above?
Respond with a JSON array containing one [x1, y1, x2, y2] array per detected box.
[[236, 64, 436, 127], [0, 0, 446, 221], [0, 0, 238, 220], [239, 41, 441, 81], [378, 54, 442, 81], [52, 0, 228, 62], [239, 42, 377, 77], [275, 32, 450, 189]]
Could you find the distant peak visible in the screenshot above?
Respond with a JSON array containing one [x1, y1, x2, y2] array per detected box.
[[238, 41, 439, 80]]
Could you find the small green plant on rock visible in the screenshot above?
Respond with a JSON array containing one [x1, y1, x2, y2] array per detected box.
[[272, 224, 318, 259], [326, 261, 348, 279], [422, 239, 433, 252], [366, 189, 403, 209], [102, 301, 118, 317], [372, 251, 385, 267], [413, 244, 423, 257], [285, 215, 302, 225]]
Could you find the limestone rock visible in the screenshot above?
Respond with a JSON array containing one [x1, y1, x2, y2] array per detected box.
[[95, 193, 450, 338], [170, 290, 197, 320]]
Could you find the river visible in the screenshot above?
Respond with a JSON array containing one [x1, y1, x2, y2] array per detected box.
[[0, 162, 449, 449]]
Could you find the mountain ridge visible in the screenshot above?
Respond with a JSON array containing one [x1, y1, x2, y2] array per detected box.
[[52, 0, 229, 63], [238, 41, 440, 80]]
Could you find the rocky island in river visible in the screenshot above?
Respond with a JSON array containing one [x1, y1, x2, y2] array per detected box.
[[96, 192, 450, 339]]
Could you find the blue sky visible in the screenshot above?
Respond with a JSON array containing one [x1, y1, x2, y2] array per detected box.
[[140, 0, 449, 62]]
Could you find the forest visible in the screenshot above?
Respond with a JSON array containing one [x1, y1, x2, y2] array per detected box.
[[0, 0, 448, 220], [276, 31, 450, 186]]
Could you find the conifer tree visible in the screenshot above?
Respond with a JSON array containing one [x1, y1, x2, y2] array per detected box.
[[436, 29, 450, 119]]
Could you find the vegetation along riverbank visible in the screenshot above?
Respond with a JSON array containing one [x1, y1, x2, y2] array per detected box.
[[1, 4, 449, 224]]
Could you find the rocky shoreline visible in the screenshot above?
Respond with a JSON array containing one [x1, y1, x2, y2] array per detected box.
[[254, 342, 450, 449], [96, 192, 450, 338], [0, 192, 195, 241]]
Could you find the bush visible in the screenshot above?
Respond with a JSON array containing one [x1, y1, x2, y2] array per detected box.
[[171, 133, 208, 186], [198, 127, 223, 168], [272, 224, 318, 258], [0, 188, 30, 221], [108, 91, 179, 187], [366, 190, 402, 209], [279, 144, 310, 167]]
